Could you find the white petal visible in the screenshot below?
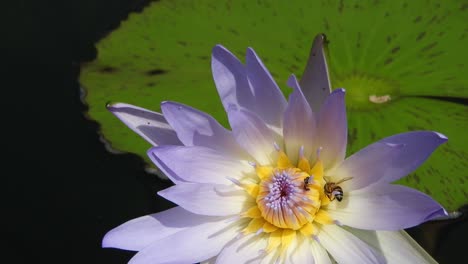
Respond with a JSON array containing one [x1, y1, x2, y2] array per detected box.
[[347, 228, 437, 264], [228, 107, 278, 165], [317, 89, 347, 170], [326, 184, 446, 230], [299, 34, 332, 113], [129, 218, 241, 264], [216, 234, 267, 264], [107, 103, 181, 146], [318, 225, 385, 264], [283, 75, 317, 164], [311, 241, 332, 264], [148, 145, 254, 185], [158, 183, 253, 216], [246, 47, 287, 129], [102, 206, 215, 251], [160, 101, 248, 159], [330, 141, 403, 191], [286, 234, 315, 264]]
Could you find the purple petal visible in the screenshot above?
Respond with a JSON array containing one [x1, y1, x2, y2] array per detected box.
[[160, 101, 248, 159], [318, 225, 385, 264], [332, 142, 403, 191], [216, 234, 267, 263], [299, 34, 332, 113], [378, 131, 448, 183], [283, 74, 317, 163], [211, 45, 255, 113], [317, 88, 347, 169], [128, 218, 237, 264], [102, 206, 216, 251], [228, 107, 278, 165], [326, 184, 447, 230], [246, 48, 287, 128], [148, 145, 254, 185], [158, 183, 252, 216], [107, 103, 181, 146], [348, 229, 438, 263]]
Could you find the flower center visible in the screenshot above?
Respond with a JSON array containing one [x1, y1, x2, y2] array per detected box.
[[257, 168, 320, 230]]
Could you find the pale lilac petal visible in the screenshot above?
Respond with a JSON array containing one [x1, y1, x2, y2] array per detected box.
[[318, 225, 385, 264], [317, 89, 347, 170], [228, 107, 278, 165], [326, 184, 447, 230], [148, 145, 254, 185], [330, 142, 403, 191], [283, 74, 317, 163], [102, 206, 216, 251], [310, 241, 331, 264], [378, 131, 448, 183], [211, 45, 255, 113], [160, 101, 248, 159], [299, 34, 332, 113], [107, 103, 181, 146], [129, 218, 239, 264], [347, 228, 437, 264], [158, 183, 253, 216], [216, 234, 267, 264], [246, 48, 287, 128]]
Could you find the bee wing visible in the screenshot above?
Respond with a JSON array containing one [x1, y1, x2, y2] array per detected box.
[[335, 177, 353, 184]]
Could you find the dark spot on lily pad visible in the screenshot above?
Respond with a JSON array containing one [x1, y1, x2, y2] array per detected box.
[[416, 32, 426, 41], [413, 16, 422, 23], [99, 66, 118, 73], [146, 69, 166, 76]]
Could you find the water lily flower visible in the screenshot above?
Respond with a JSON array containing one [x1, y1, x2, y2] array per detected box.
[[104, 35, 447, 263]]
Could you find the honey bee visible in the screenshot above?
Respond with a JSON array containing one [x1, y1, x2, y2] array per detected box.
[[303, 176, 313, 191], [324, 177, 353, 202]]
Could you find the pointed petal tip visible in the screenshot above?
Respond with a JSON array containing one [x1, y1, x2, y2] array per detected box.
[[433, 131, 448, 141], [333, 88, 346, 94], [286, 74, 299, 88], [425, 207, 449, 222], [106, 102, 126, 111]]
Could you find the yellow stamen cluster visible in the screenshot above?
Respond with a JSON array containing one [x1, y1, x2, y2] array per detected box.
[[236, 148, 336, 254]]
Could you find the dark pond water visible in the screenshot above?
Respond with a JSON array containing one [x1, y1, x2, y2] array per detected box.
[[3, 0, 466, 263]]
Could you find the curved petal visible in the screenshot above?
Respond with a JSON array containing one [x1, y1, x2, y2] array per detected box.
[[216, 234, 267, 264], [158, 183, 253, 216], [286, 234, 315, 264], [102, 207, 216, 251], [330, 142, 403, 191], [378, 131, 448, 183], [211, 45, 254, 113], [160, 101, 248, 159], [107, 103, 181, 146], [317, 89, 347, 170], [246, 48, 287, 128], [299, 34, 332, 113], [128, 218, 240, 264], [148, 145, 254, 185], [228, 107, 278, 165], [318, 224, 385, 264], [347, 228, 437, 264], [326, 184, 447, 230], [310, 240, 331, 264], [283, 75, 317, 164]]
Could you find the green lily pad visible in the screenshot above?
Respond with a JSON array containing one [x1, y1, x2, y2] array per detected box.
[[80, 0, 468, 211]]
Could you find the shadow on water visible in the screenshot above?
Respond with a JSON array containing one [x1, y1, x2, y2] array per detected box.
[[3, 0, 466, 263]]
